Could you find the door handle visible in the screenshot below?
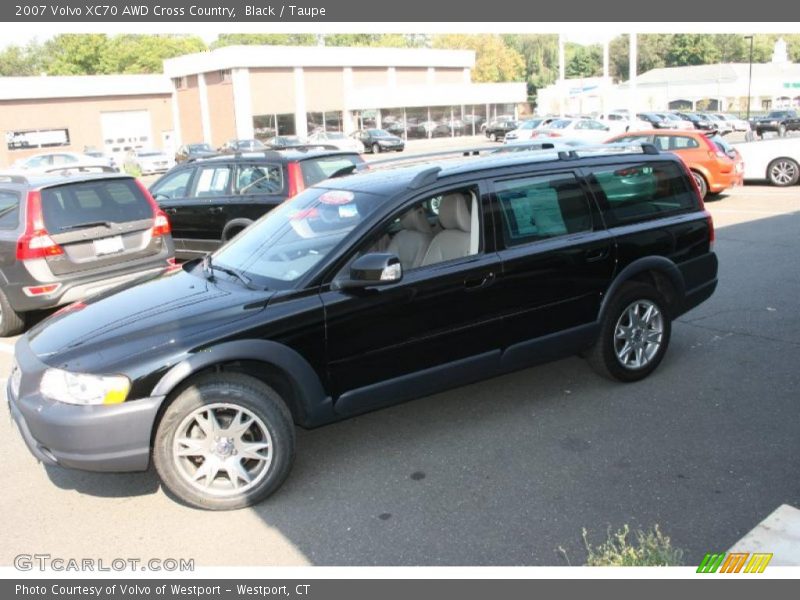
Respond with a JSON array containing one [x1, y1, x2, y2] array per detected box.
[[585, 249, 609, 263], [464, 272, 495, 291], [164, 208, 177, 215], [208, 207, 224, 214]]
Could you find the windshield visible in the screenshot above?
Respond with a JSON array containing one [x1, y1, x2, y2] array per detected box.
[[189, 144, 212, 152], [767, 112, 789, 118], [549, 119, 572, 129], [211, 186, 385, 289], [367, 129, 390, 137], [520, 119, 542, 129]]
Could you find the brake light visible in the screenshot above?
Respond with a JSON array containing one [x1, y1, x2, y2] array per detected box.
[[16, 190, 64, 260], [547, 132, 562, 137], [134, 179, 171, 237], [700, 134, 726, 159], [705, 211, 715, 251], [287, 162, 305, 198]]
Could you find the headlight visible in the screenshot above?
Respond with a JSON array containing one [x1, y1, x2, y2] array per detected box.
[[40, 368, 130, 405]]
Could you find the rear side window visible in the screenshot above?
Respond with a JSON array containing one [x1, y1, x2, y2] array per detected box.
[[41, 179, 152, 231], [495, 172, 593, 246], [588, 162, 697, 226], [235, 164, 284, 195], [299, 155, 363, 188], [0, 190, 20, 229], [194, 166, 232, 196], [655, 135, 699, 150]]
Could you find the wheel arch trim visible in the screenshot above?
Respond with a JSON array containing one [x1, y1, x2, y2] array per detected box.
[[599, 256, 686, 321], [151, 339, 334, 427]]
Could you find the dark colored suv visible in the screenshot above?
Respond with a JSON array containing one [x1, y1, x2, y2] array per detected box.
[[0, 173, 174, 336], [8, 144, 717, 510], [150, 149, 365, 260]]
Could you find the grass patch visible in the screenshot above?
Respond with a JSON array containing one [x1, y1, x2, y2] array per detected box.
[[564, 524, 684, 566]]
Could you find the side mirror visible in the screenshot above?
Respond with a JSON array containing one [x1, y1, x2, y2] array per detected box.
[[340, 253, 402, 289]]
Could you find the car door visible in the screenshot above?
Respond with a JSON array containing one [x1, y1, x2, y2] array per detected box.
[[487, 169, 615, 370], [182, 162, 236, 251], [320, 182, 505, 414]]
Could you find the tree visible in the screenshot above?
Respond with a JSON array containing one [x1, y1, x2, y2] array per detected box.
[[667, 34, 721, 66], [565, 43, 602, 78], [101, 35, 207, 74], [211, 33, 317, 48], [0, 41, 46, 76], [432, 34, 525, 82], [43, 34, 109, 75]]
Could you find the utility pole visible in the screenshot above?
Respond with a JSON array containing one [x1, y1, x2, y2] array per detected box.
[[628, 33, 637, 123]]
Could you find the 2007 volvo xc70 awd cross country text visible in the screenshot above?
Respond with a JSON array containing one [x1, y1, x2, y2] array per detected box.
[[8, 144, 718, 510]]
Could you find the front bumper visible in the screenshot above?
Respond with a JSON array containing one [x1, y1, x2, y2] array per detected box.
[[6, 337, 164, 472]]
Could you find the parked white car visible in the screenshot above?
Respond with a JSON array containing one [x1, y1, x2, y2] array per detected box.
[[713, 113, 751, 133], [125, 148, 175, 175], [657, 113, 696, 131], [307, 131, 364, 153], [733, 137, 800, 186], [532, 118, 611, 143], [595, 112, 652, 134], [7, 151, 117, 174], [503, 117, 556, 143]]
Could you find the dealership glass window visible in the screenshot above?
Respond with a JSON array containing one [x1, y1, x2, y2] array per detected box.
[[380, 108, 406, 138], [253, 114, 296, 139], [6, 128, 70, 151], [307, 111, 344, 133], [0, 191, 20, 229], [404, 106, 429, 139]]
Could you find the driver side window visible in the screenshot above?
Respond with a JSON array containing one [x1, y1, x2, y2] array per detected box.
[[336, 186, 481, 281], [150, 168, 192, 200]]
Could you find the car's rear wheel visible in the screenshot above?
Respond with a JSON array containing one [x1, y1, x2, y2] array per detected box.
[[372, 143, 381, 154], [587, 282, 672, 382], [153, 373, 295, 510], [767, 158, 799, 187], [0, 288, 25, 338], [489, 133, 497, 142], [778, 124, 787, 137], [691, 171, 708, 199]]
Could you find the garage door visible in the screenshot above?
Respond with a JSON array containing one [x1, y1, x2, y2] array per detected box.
[[101, 110, 153, 155]]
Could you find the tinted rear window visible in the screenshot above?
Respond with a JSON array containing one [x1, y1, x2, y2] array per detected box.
[[0, 190, 20, 229], [588, 161, 697, 225], [41, 179, 152, 231], [299, 155, 363, 188]]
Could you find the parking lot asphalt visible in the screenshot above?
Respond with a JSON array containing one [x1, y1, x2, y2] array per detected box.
[[1, 183, 798, 567]]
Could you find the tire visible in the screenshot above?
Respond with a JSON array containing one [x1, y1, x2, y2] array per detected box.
[[767, 157, 800, 187], [0, 287, 26, 338], [372, 143, 381, 154], [153, 373, 295, 510], [586, 282, 672, 383], [489, 133, 497, 142], [778, 124, 787, 137], [691, 171, 708, 199]]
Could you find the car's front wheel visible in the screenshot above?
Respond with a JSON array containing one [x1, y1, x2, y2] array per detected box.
[[372, 143, 381, 154], [489, 133, 497, 142], [153, 373, 295, 510], [767, 157, 799, 186], [587, 282, 672, 382]]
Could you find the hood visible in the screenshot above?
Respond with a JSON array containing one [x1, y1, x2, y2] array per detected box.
[[26, 267, 272, 372]]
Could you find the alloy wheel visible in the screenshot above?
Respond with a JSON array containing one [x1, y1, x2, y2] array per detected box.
[[613, 299, 664, 370]]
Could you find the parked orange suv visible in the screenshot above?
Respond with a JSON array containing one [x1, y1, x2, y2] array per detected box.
[[605, 130, 744, 198]]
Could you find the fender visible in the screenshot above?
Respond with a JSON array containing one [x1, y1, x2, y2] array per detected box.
[[222, 218, 254, 242], [151, 339, 335, 428], [598, 256, 686, 321]]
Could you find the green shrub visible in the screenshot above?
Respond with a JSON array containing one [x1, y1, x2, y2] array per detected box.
[[582, 524, 684, 566]]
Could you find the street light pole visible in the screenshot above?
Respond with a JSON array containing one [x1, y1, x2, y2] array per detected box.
[[745, 35, 754, 121]]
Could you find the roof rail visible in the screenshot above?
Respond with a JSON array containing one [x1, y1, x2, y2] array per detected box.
[[556, 142, 660, 159], [409, 166, 442, 190], [357, 145, 497, 171], [42, 164, 119, 175]]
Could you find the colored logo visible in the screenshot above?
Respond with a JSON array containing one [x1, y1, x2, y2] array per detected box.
[[697, 552, 773, 573]]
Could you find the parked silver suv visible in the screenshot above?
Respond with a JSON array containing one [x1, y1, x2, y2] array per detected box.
[[0, 173, 175, 336]]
